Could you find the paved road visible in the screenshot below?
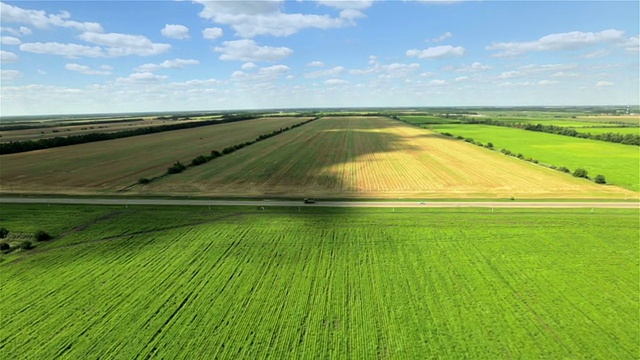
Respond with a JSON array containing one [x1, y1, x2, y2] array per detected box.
[[1, 197, 638, 208]]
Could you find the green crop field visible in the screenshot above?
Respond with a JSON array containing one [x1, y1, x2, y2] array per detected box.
[[428, 124, 640, 192], [0, 117, 310, 194], [0, 204, 637, 359]]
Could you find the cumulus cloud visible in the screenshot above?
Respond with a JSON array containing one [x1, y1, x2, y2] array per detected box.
[[325, 78, 349, 85], [194, 0, 362, 38], [487, 29, 627, 57], [537, 80, 558, 86], [428, 31, 452, 42], [241, 62, 257, 70], [0, 69, 22, 81], [215, 39, 293, 62], [161, 24, 190, 40], [316, 1, 374, 10], [203, 27, 223, 40], [454, 76, 468, 82], [0, 2, 103, 33], [350, 57, 420, 79], [596, 81, 614, 87], [0, 26, 32, 36], [307, 61, 325, 67], [305, 66, 346, 78], [232, 64, 290, 81], [135, 58, 199, 72], [428, 79, 447, 86], [0, 50, 18, 63], [116, 72, 168, 84], [65, 63, 111, 75], [444, 61, 491, 72], [79, 32, 171, 57], [1, 36, 21, 45], [406, 45, 465, 59], [20, 42, 104, 57]]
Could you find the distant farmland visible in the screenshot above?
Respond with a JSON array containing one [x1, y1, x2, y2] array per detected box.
[[143, 116, 635, 199], [428, 124, 640, 192], [0, 117, 309, 194], [1, 204, 637, 359]]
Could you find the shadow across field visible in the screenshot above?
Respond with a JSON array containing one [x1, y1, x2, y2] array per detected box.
[[144, 116, 436, 197]]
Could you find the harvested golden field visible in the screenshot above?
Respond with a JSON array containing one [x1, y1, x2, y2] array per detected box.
[[143, 116, 637, 199], [0, 117, 309, 194]]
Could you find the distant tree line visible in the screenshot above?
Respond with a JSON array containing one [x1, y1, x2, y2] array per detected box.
[[0, 114, 260, 155], [463, 119, 639, 146], [438, 132, 607, 185]]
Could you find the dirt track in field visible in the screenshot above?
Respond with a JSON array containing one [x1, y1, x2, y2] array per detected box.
[[1, 197, 637, 209]]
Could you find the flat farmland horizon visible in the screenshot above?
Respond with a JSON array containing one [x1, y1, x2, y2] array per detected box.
[[141, 116, 637, 199]]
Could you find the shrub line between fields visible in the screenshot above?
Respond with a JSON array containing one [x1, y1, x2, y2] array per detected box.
[[122, 117, 320, 191], [0, 114, 263, 155], [390, 116, 611, 186]]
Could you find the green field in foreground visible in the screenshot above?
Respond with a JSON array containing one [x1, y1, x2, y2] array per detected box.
[[427, 124, 640, 192], [1, 204, 638, 359]]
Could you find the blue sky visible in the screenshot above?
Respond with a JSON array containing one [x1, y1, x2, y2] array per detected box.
[[1, 0, 638, 115]]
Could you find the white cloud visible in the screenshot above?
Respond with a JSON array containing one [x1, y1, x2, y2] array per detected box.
[[20, 42, 104, 57], [0, 69, 22, 81], [241, 62, 257, 70], [428, 31, 452, 42], [0, 2, 103, 33], [135, 58, 200, 72], [596, 81, 614, 87], [79, 32, 171, 57], [116, 72, 168, 84], [428, 79, 447, 86], [316, 1, 374, 10], [1, 36, 21, 45], [444, 61, 491, 72], [65, 63, 111, 75], [305, 66, 346, 78], [454, 76, 468, 82], [203, 27, 223, 40], [580, 49, 608, 59], [232, 64, 290, 82], [215, 39, 293, 62], [161, 24, 190, 40], [19, 26, 32, 35], [487, 29, 627, 57], [623, 36, 639, 52], [194, 0, 361, 38], [307, 61, 325, 67], [406, 45, 465, 59], [537, 80, 558, 86], [325, 78, 349, 85], [351, 57, 420, 79], [0, 50, 18, 63], [37, 69, 46, 75]]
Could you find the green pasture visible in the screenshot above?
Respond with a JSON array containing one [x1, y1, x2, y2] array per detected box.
[[1, 204, 638, 359], [428, 124, 640, 192]]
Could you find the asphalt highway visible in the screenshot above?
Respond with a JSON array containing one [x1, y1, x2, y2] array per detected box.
[[1, 197, 638, 208]]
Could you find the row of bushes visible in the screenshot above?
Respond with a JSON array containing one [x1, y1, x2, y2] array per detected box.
[[138, 118, 319, 183], [0, 114, 260, 155], [439, 132, 607, 184], [0, 228, 53, 253], [464, 118, 639, 146]]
